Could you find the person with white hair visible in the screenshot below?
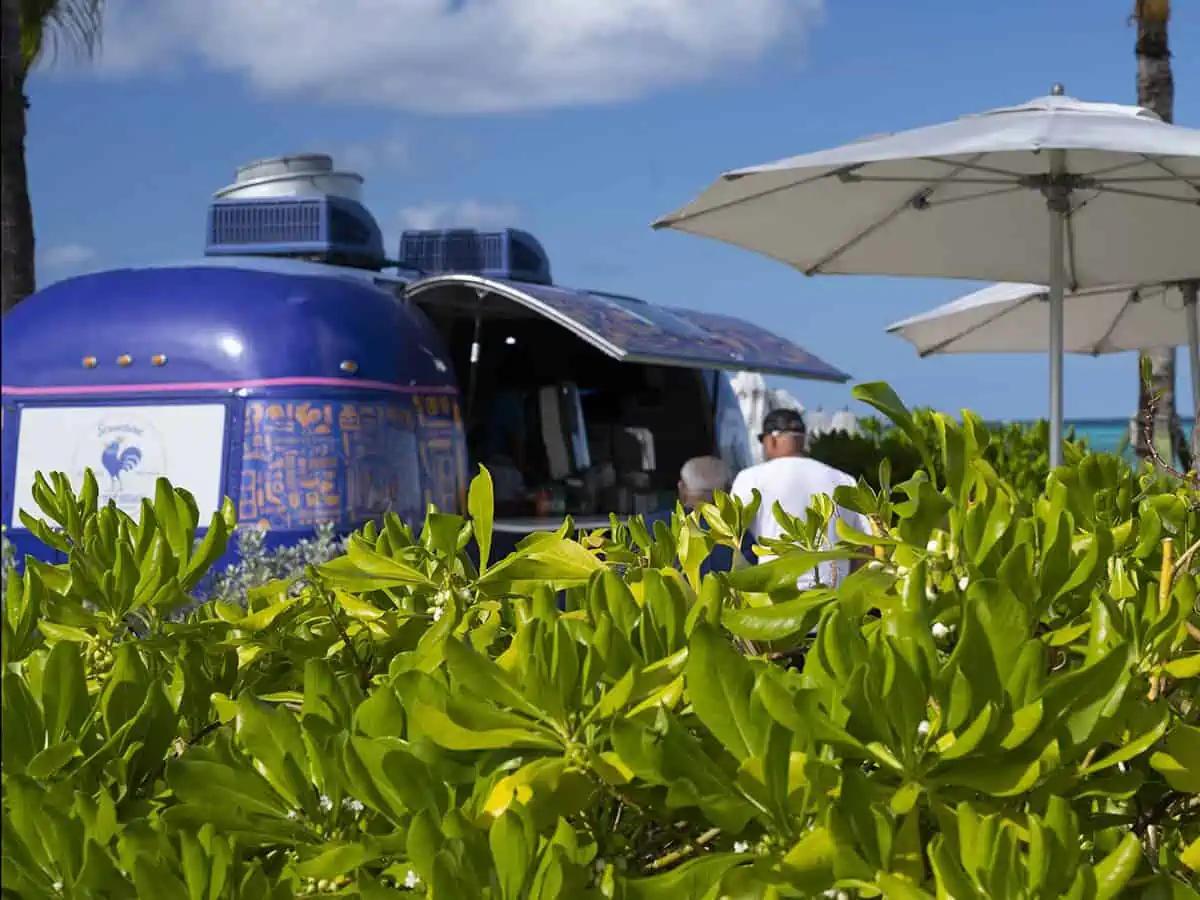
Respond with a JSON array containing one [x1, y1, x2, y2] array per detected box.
[[641, 455, 752, 575], [678, 455, 732, 507]]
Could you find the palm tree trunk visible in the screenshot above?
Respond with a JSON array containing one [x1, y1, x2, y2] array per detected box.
[[1185, 281, 1200, 471], [1, 0, 36, 314], [1132, 0, 1182, 466]]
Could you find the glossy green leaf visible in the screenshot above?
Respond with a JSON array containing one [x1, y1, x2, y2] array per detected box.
[[1093, 833, 1143, 900], [41, 639, 89, 745], [489, 809, 531, 900], [26, 740, 81, 778], [782, 826, 836, 891], [1079, 705, 1169, 775], [686, 623, 770, 762], [724, 549, 858, 594], [876, 872, 936, 899], [409, 698, 561, 751], [722, 593, 832, 642], [469, 466, 495, 574], [1163, 655, 1200, 680], [852, 382, 936, 480], [621, 853, 747, 898], [37, 620, 94, 643], [295, 843, 373, 879], [938, 703, 994, 762], [1150, 724, 1200, 793], [477, 535, 603, 593], [233, 695, 312, 810], [443, 636, 548, 723], [168, 757, 291, 819]]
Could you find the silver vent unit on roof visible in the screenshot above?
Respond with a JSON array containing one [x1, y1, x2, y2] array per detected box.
[[204, 154, 387, 271]]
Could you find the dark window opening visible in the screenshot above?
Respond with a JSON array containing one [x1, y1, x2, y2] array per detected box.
[[413, 290, 722, 518]]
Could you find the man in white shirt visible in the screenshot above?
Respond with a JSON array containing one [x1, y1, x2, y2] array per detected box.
[[731, 408, 868, 588]]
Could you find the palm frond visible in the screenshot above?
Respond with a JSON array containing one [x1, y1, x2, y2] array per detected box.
[[19, 0, 105, 72]]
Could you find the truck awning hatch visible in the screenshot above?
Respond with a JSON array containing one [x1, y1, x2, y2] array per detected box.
[[405, 274, 849, 382]]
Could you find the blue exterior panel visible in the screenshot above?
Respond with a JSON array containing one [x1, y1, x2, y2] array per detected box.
[[2, 261, 466, 567]]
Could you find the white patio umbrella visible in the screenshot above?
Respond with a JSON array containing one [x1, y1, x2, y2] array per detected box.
[[654, 87, 1200, 466], [887, 280, 1200, 411]]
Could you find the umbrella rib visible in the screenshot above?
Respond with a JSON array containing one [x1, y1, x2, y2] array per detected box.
[[916, 291, 1045, 357], [653, 155, 1011, 229], [1059, 183, 1106, 235], [1096, 174, 1200, 184], [653, 165, 859, 228], [1063, 190, 1083, 292], [1090, 184, 1200, 204], [804, 154, 990, 275], [1080, 158, 1159, 179], [917, 185, 1027, 208], [922, 156, 1028, 178], [849, 175, 1014, 185], [1135, 153, 1200, 194]]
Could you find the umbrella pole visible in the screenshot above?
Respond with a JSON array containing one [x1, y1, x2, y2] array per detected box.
[[1184, 281, 1200, 422], [1047, 157, 1067, 470]]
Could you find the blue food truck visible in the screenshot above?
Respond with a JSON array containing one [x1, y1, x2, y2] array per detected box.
[[1, 154, 848, 564]]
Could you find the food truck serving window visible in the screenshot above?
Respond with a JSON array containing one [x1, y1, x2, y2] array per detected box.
[[405, 273, 848, 526]]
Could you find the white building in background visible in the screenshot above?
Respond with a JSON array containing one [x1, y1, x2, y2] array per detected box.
[[730, 371, 859, 463]]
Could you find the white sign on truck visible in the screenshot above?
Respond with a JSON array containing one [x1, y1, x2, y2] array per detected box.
[[11, 404, 228, 523]]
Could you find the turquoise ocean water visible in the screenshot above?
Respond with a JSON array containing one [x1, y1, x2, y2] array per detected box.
[[1055, 418, 1196, 458]]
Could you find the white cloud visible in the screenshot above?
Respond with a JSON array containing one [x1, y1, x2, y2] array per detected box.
[[397, 200, 520, 232], [335, 133, 414, 173], [91, 0, 824, 113], [40, 243, 98, 269]]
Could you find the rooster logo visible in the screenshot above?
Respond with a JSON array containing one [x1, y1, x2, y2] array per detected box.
[[100, 438, 143, 492]]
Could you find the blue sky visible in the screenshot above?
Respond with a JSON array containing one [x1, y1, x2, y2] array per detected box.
[[25, 0, 1198, 420]]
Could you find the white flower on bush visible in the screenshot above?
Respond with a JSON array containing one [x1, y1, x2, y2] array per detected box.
[[733, 841, 750, 854], [404, 870, 421, 889], [318, 794, 333, 813], [429, 587, 453, 621], [917, 720, 931, 737], [957, 575, 969, 591], [342, 797, 365, 814], [931, 622, 951, 641]]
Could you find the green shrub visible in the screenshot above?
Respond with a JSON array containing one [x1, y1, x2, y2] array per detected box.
[[808, 410, 1090, 500], [806, 428, 926, 490], [1, 519, 346, 616], [2, 383, 1198, 898]]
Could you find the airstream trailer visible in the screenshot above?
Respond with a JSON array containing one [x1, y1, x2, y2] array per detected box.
[[1, 154, 848, 565]]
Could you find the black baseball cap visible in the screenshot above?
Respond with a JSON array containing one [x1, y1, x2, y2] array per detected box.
[[760, 408, 806, 441]]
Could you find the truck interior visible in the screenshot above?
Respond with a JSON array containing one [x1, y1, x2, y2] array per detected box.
[[408, 285, 721, 518]]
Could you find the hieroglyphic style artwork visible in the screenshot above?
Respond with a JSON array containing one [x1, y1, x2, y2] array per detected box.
[[412, 392, 467, 515], [342, 402, 422, 526], [238, 397, 431, 530]]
